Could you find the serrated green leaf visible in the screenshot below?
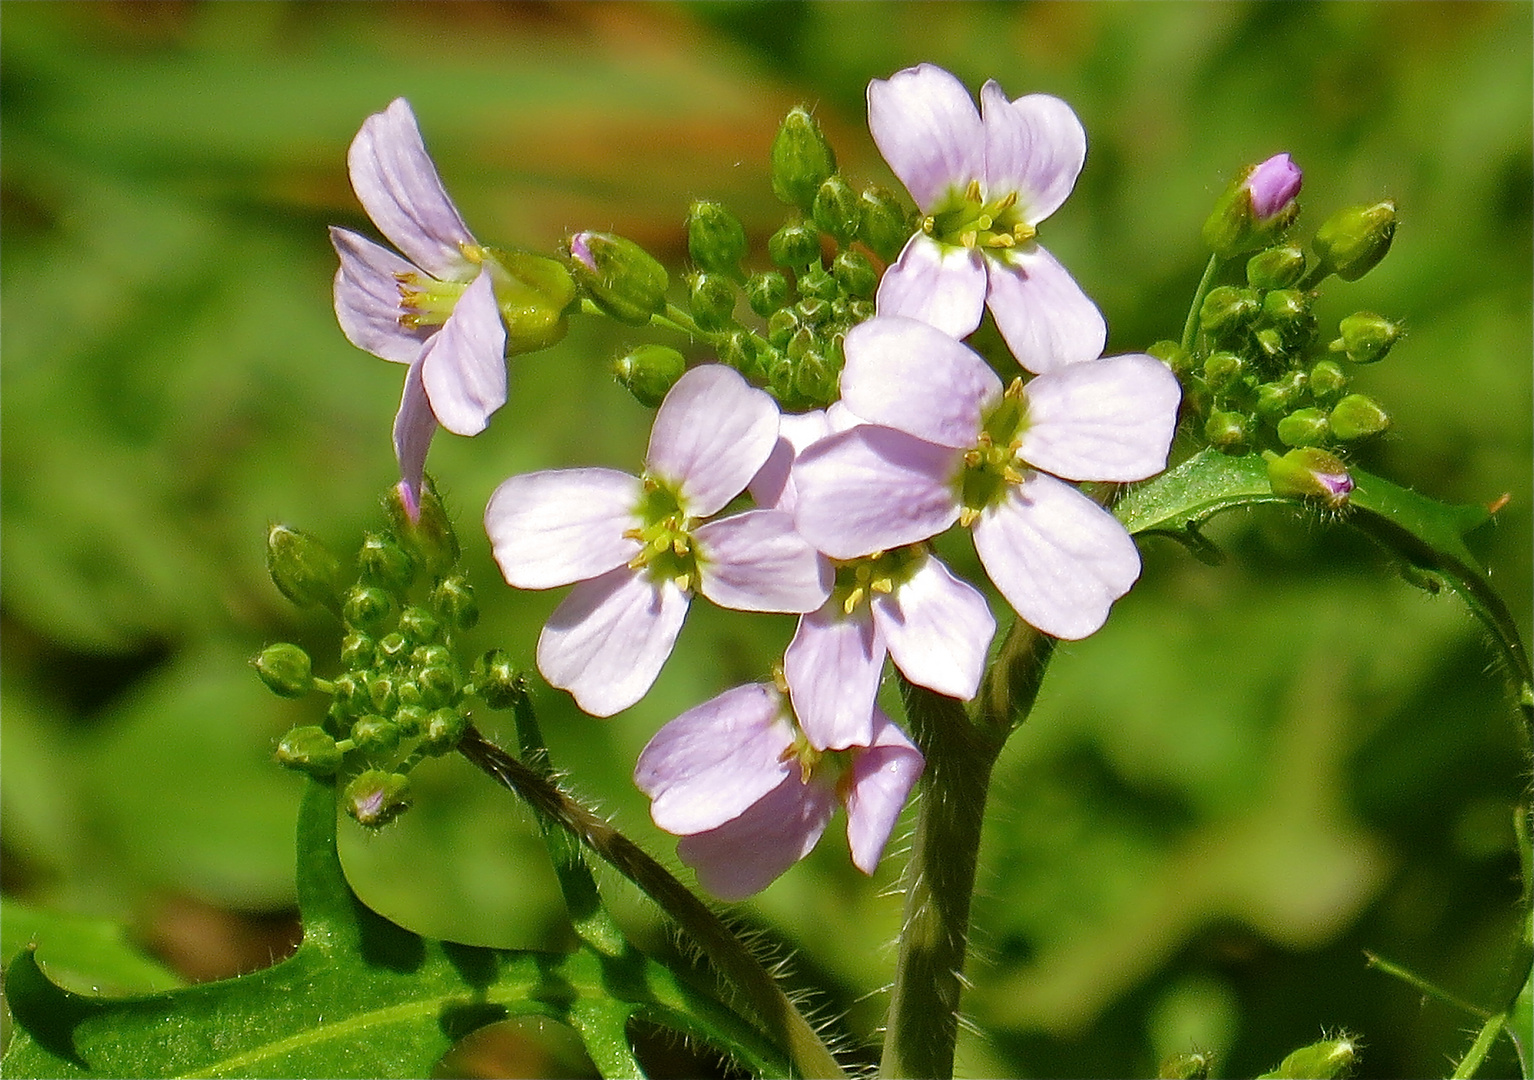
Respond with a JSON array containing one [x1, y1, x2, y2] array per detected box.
[[1, 778, 789, 1079]]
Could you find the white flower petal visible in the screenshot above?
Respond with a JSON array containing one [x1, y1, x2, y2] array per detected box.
[[784, 604, 883, 751], [485, 468, 642, 589], [842, 316, 1000, 448], [971, 472, 1141, 640], [677, 774, 835, 900], [872, 555, 995, 700], [330, 227, 430, 364], [536, 567, 690, 717], [694, 510, 831, 614], [1018, 353, 1182, 482], [985, 244, 1107, 373], [646, 365, 780, 517], [748, 409, 831, 515], [875, 235, 988, 340], [420, 270, 507, 437], [844, 710, 925, 875], [392, 358, 436, 510], [867, 63, 985, 212], [978, 84, 1087, 224]]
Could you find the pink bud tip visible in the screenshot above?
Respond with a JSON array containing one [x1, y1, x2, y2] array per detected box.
[[1247, 153, 1303, 221]]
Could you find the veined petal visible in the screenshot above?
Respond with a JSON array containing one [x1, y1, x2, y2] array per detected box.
[[978, 84, 1087, 224], [392, 358, 437, 514], [420, 269, 507, 437], [867, 63, 984, 212], [871, 555, 995, 700], [748, 409, 831, 515], [677, 773, 836, 900], [635, 683, 795, 834], [784, 604, 883, 752], [348, 98, 477, 281], [646, 365, 780, 517], [843, 710, 924, 876], [536, 566, 690, 716], [842, 316, 999, 448], [1017, 353, 1181, 482], [875, 235, 988, 340], [330, 227, 431, 364], [694, 510, 832, 614], [985, 243, 1107, 373], [971, 472, 1140, 641], [485, 468, 643, 589], [793, 426, 961, 559]]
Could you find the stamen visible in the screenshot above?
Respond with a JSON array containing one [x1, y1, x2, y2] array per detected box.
[[964, 179, 983, 202], [958, 507, 980, 528]]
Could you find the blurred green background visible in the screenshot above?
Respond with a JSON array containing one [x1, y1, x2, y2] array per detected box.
[[3, 2, 1530, 1077]]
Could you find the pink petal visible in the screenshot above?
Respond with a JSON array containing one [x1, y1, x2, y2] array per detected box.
[[419, 269, 507, 437], [871, 555, 995, 701], [866, 63, 985, 213], [748, 409, 832, 515], [793, 426, 962, 560], [978, 84, 1087, 224], [843, 710, 925, 875], [875, 235, 988, 340], [677, 774, 836, 900], [646, 365, 780, 517], [984, 244, 1107, 373], [485, 468, 642, 589], [694, 510, 831, 614], [392, 358, 437, 513], [347, 98, 476, 282], [1017, 353, 1181, 482], [330, 227, 431, 364], [842, 316, 999, 448], [783, 604, 883, 751], [634, 683, 795, 834], [971, 472, 1141, 640], [536, 566, 690, 716]]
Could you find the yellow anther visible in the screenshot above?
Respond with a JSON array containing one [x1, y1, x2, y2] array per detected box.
[[842, 586, 865, 616], [674, 572, 692, 593], [960, 230, 978, 249], [921, 216, 936, 236], [1002, 465, 1026, 484], [871, 576, 894, 595], [987, 234, 1015, 249], [1014, 222, 1036, 242], [958, 507, 981, 528], [995, 191, 1018, 212], [964, 179, 983, 202]]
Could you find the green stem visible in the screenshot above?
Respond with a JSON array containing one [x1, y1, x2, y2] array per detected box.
[[458, 725, 845, 1080], [1363, 950, 1491, 1019], [1451, 1011, 1510, 1079], [1179, 253, 1224, 354]]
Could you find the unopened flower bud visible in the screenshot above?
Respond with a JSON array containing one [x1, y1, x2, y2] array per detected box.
[[688, 271, 737, 331], [720, 331, 765, 382], [766, 308, 799, 349], [1255, 371, 1308, 421], [1331, 312, 1401, 365], [429, 574, 479, 632], [343, 585, 395, 636], [768, 220, 822, 270], [1147, 340, 1195, 378], [421, 708, 468, 754], [811, 175, 861, 245], [831, 249, 878, 299], [1203, 153, 1303, 257], [857, 185, 911, 263], [770, 106, 836, 212], [1199, 285, 1259, 342], [394, 704, 427, 738], [1159, 1050, 1213, 1080], [266, 525, 343, 612], [1257, 1035, 1359, 1079], [473, 649, 525, 710], [745, 271, 789, 318], [357, 532, 415, 594], [340, 632, 375, 670], [795, 296, 828, 326], [1202, 351, 1245, 394], [276, 725, 344, 777], [1313, 200, 1396, 282], [1246, 244, 1307, 289], [377, 631, 410, 664], [384, 481, 460, 575], [1205, 410, 1252, 453], [1277, 407, 1331, 448], [686, 200, 748, 273], [612, 343, 686, 408], [1328, 393, 1390, 441], [1308, 359, 1349, 403], [351, 714, 400, 756], [1259, 287, 1316, 350], [481, 249, 577, 355], [367, 674, 398, 715], [1264, 447, 1354, 508], [345, 769, 412, 828], [567, 231, 669, 325], [417, 665, 459, 709], [412, 644, 453, 669], [330, 671, 368, 717], [253, 643, 313, 698]]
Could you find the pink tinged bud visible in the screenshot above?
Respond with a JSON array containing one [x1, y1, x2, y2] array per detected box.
[[1263, 448, 1354, 509], [1246, 153, 1302, 221]]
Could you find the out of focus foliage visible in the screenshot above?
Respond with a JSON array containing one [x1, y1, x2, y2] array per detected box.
[[3, 3, 1529, 1077]]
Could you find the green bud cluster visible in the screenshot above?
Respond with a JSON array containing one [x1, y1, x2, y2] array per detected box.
[[258, 481, 524, 829]]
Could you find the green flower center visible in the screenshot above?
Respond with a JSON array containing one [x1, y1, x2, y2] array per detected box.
[[624, 477, 700, 592], [831, 545, 929, 617], [923, 180, 1036, 254], [955, 378, 1032, 525]]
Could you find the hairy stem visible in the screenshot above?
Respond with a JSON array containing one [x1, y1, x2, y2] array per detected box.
[[1179, 253, 1224, 353]]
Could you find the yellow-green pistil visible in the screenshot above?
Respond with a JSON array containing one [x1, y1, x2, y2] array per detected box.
[[924, 180, 1036, 253], [957, 379, 1031, 526], [625, 477, 700, 592]]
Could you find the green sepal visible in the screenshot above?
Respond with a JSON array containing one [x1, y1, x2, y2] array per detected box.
[[1313, 200, 1397, 282], [265, 524, 344, 614], [770, 106, 836, 212], [686, 200, 748, 274], [566, 232, 669, 326], [1256, 1035, 1360, 1079], [480, 248, 577, 355], [252, 643, 314, 698]]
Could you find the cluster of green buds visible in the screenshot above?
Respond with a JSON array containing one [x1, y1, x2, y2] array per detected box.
[[1157, 159, 1402, 507], [255, 483, 526, 828], [568, 106, 912, 413]]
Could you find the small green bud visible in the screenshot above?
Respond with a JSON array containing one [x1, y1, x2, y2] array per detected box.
[[831, 249, 878, 299], [1331, 312, 1400, 364], [345, 769, 412, 828], [770, 106, 836, 211], [1256, 1034, 1360, 1079], [795, 296, 828, 326], [745, 271, 790, 317], [1205, 410, 1252, 453], [412, 643, 453, 669], [351, 714, 400, 756], [417, 665, 459, 709], [1313, 200, 1396, 282], [1259, 287, 1317, 352], [473, 650, 525, 710], [766, 308, 799, 349], [811, 175, 861, 245], [857, 185, 911, 263], [719, 331, 765, 382], [567, 231, 669, 325], [1264, 447, 1354, 508], [340, 632, 375, 670], [376, 631, 410, 665], [846, 298, 875, 324], [482, 249, 577, 354], [252, 643, 313, 698], [1147, 340, 1195, 378], [768, 220, 822, 270], [275, 725, 344, 777], [342, 584, 395, 636], [1159, 1050, 1214, 1080], [395, 680, 423, 710], [1276, 407, 1331, 448], [688, 271, 737, 331], [797, 263, 838, 301], [421, 707, 468, 754], [367, 674, 398, 715], [429, 574, 479, 632], [1246, 244, 1307, 289], [1202, 153, 1303, 257], [384, 481, 460, 576], [613, 344, 686, 408], [357, 532, 415, 594], [1254, 371, 1308, 421], [1328, 393, 1390, 441], [330, 671, 368, 717], [686, 200, 748, 274], [393, 704, 427, 738], [266, 524, 344, 612], [1308, 359, 1349, 403], [397, 606, 441, 646], [1198, 285, 1259, 342], [1202, 351, 1245, 394]]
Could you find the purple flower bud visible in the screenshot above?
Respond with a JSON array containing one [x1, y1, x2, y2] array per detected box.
[[1263, 447, 1354, 509], [1246, 153, 1302, 222]]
